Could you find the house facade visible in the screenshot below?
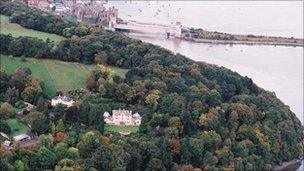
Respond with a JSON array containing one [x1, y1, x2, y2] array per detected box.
[[27, 0, 49, 11], [28, 0, 39, 7], [103, 109, 141, 126], [51, 95, 75, 107]]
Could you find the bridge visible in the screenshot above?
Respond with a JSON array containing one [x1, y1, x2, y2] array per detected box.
[[108, 17, 182, 38]]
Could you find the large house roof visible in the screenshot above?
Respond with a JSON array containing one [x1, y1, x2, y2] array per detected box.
[[113, 109, 132, 115], [52, 95, 73, 102], [107, 110, 141, 118], [132, 112, 141, 118], [103, 111, 110, 117]]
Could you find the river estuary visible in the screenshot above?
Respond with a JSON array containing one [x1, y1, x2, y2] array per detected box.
[[107, 0, 303, 123], [107, 1, 304, 169]]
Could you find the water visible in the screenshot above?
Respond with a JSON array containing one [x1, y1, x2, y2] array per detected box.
[[107, 1, 304, 124], [297, 160, 304, 171], [283, 160, 304, 171], [107, 1, 303, 38]]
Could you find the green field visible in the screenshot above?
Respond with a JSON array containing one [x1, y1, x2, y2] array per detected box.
[[0, 15, 65, 43], [6, 119, 29, 137], [105, 124, 139, 133], [0, 55, 128, 96]]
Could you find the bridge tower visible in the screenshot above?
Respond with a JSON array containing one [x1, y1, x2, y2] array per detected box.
[[108, 13, 117, 31], [174, 22, 182, 38], [165, 29, 170, 39]]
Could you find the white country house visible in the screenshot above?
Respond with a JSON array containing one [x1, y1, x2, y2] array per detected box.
[[103, 109, 142, 126], [51, 95, 75, 107]]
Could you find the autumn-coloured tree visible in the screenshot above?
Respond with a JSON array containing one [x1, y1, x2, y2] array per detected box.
[[54, 132, 68, 143], [94, 51, 108, 64], [169, 138, 181, 155], [145, 89, 161, 110], [0, 102, 16, 119], [199, 108, 220, 131]]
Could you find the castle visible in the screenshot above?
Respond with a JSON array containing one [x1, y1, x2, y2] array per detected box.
[[72, 0, 118, 24], [103, 109, 142, 126]]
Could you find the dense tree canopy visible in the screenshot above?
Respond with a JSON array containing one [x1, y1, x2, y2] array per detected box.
[[0, 2, 303, 171]]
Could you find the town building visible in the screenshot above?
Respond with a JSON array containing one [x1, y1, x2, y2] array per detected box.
[[51, 95, 75, 107], [12, 0, 28, 4], [13, 0, 117, 26], [103, 109, 142, 126], [28, 0, 39, 7], [52, 2, 70, 15], [37, 0, 50, 11], [27, 0, 50, 11]]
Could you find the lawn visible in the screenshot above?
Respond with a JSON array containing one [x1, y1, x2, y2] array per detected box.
[[105, 124, 139, 133], [0, 15, 65, 43], [6, 119, 29, 137], [0, 55, 128, 97]]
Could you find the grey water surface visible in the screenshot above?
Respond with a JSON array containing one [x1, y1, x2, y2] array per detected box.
[[107, 1, 304, 124]]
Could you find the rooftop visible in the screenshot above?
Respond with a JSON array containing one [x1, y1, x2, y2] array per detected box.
[[14, 134, 30, 141], [133, 112, 141, 118], [52, 95, 73, 102], [0, 132, 10, 140], [3, 140, 12, 146]]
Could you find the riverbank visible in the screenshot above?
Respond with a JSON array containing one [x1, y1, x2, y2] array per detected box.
[[272, 159, 302, 171], [182, 29, 304, 47]]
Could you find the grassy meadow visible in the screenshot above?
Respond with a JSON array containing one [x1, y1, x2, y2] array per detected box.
[[105, 124, 139, 133], [1, 55, 128, 96], [6, 119, 29, 137], [0, 15, 65, 43]]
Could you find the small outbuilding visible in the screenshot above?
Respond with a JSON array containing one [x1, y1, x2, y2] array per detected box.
[[14, 134, 31, 142], [3, 140, 12, 147], [24, 102, 35, 111]]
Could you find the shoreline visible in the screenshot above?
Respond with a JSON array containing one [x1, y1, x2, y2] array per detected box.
[[110, 19, 304, 47], [181, 37, 304, 47], [182, 28, 304, 47], [272, 159, 302, 171]]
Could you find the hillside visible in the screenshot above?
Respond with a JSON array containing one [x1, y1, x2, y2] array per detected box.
[[0, 15, 65, 43], [0, 55, 128, 96]]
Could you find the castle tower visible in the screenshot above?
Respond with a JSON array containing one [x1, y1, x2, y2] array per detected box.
[[108, 8, 117, 31]]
